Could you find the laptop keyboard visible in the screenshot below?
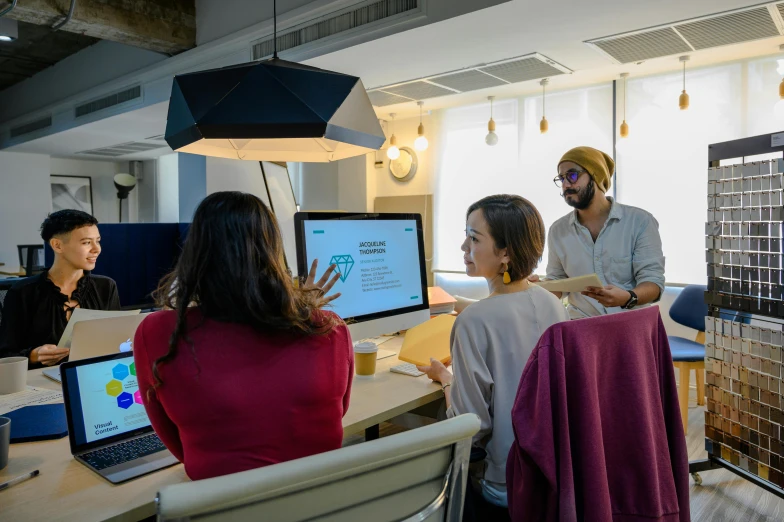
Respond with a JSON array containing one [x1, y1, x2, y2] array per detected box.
[[80, 434, 167, 471]]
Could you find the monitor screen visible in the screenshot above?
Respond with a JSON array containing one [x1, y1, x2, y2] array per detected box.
[[62, 353, 151, 449], [295, 213, 429, 323]]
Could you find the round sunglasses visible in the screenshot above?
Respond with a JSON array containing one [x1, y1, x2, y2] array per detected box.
[[553, 169, 586, 188]]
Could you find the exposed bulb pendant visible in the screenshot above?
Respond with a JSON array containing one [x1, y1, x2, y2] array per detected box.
[[414, 101, 429, 151], [486, 96, 498, 146], [540, 79, 549, 134], [679, 56, 690, 111], [386, 113, 400, 160], [620, 73, 629, 138]]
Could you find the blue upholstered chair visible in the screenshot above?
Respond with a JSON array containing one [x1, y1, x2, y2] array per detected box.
[[668, 285, 710, 434]]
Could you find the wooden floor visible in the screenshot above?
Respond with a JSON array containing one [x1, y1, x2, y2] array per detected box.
[[346, 386, 784, 521]]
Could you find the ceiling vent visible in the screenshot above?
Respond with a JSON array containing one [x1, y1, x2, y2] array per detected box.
[[74, 85, 142, 119], [9, 115, 52, 139], [586, 4, 784, 64], [478, 56, 567, 83], [76, 141, 168, 158], [367, 53, 571, 107], [381, 81, 457, 100], [591, 28, 692, 65], [251, 0, 419, 60]]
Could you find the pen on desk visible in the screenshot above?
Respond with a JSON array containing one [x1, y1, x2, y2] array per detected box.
[[0, 470, 40, 491]]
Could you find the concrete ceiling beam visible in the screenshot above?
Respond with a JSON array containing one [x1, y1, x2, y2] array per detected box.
[[5, 0, 196, 54]]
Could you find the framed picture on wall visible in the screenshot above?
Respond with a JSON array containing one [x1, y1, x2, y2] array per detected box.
[[51, 175, 93, 215]]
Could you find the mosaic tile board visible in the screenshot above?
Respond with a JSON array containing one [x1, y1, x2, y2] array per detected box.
[[703, 315, 784, 488], [704, 159, 784, 315]]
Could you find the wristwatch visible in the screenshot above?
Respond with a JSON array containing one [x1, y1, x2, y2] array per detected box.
[[623, 290, 638, 309]]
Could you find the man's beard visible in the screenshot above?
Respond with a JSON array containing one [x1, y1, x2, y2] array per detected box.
[[564, 179, 595, 210]]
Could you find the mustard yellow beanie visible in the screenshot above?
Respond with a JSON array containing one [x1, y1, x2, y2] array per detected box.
[[558, 146, 614, 193]]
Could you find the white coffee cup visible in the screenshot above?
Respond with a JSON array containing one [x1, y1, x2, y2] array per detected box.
[[0, 357, 28, 394]]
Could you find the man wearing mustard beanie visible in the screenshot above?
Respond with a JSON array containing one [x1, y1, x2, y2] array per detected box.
[[534, 146, 665, 319]]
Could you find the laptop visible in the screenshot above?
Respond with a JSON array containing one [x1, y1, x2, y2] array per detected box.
[[60, 352, 178, 484], [43, 314, 147, 383]]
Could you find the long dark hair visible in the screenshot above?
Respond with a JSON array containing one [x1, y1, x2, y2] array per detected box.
[[150, 191, 336, 390], [466, 194, 545, 282]]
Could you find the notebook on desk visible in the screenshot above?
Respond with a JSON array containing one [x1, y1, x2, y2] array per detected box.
[[60, 352, 178, 484]]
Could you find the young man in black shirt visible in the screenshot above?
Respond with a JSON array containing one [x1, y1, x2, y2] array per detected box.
[[0, 210, 120, 368]]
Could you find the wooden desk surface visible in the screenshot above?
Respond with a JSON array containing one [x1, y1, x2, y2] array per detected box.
[[0, 336, 442, 522]]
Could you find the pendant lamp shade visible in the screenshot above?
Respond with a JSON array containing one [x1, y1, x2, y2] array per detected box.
[[165, 58, 385, 162]]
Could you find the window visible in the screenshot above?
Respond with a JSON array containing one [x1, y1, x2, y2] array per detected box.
[[616, 64, 742, 284], [433, 85, 612, 275], [433, 99, 519, 273]]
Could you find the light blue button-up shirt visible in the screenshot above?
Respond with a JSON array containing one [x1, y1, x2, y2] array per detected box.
[[545, 197, 665, 319]]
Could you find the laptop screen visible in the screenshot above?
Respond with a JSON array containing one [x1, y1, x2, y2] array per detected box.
[[62, 353, 152, 450]]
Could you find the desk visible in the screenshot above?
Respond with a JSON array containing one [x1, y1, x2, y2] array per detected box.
[[0, 264, 25, 277], [0, 336, 443, 521]]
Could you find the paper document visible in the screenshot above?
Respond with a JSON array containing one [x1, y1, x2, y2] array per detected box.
[[535, 274, 603, 294], [0, 386, 63, 415], [57, 308, 140, 348]]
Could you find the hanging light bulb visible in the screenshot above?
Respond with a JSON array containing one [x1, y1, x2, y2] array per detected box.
[[414, 101, 429, 151], [679, 56, 690, 111], [539, 79, 549, 134], [619, 73, 629, 138], [486, 96, 498, 146], [386, 113, 400, 160]]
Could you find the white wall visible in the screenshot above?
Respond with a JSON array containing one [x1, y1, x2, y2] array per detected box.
[[206, 157, 271, 207], [157, 154, 180, 223], [373, 113, 436, 200], [337, 156, 369, 212], [0, 152, 52, 271], [295, 114, 437, 213], [50, 158, 137, 224], [299, 162, 339, 210], [137, 160, 159, 223]]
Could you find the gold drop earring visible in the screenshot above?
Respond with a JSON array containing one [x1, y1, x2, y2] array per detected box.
[[502, 263, 511, 285]]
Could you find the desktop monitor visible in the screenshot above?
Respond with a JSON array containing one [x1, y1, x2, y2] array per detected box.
[[294, 212, 430, 340]]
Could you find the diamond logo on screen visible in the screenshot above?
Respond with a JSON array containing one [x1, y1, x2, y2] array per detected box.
[[329, 255, 354, 282]]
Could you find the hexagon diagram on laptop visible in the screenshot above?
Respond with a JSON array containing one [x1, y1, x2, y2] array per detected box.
[[134, 390, 143, 405], [112, 363, 129, 381], [106, 379, 123, 397], [329, 254, 354, 282], [129, 362, 136, 376], [117, 392, 133, 409]]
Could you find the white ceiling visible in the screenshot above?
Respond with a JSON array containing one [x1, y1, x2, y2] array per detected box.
[[9, 0, 783, 159], [304, 0, 784, 117], [9, 103, 171, 160]]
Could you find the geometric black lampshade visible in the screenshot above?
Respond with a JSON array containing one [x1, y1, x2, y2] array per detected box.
[[165, 58, 385, 162]]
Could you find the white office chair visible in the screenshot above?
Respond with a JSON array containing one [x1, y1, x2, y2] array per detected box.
[[156, 414, 480, 522]]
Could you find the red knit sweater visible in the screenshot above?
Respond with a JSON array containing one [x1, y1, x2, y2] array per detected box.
[[133, 308, 353, 480]]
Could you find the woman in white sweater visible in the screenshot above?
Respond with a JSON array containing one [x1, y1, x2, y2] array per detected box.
[[418, 194, 568, 517]]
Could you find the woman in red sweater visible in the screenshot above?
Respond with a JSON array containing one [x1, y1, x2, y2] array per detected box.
[[133, 191, 354, 481]]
